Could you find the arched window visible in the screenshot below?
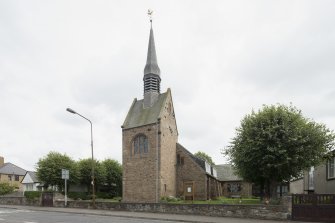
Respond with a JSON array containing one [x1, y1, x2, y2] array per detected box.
[[133, 134, 148, 155]]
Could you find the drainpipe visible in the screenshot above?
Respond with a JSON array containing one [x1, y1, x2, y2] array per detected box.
[[156, 119, 161, 203]]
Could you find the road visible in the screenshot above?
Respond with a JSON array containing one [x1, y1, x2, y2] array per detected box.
[[0, 206, 312, 223], [0, 208, 176, 223]]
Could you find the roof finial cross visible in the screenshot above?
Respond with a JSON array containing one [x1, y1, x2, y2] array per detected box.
[[147, 9, 153, 23]]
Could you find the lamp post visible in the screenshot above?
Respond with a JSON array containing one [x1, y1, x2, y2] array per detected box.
[[66, 108, 96, 208]]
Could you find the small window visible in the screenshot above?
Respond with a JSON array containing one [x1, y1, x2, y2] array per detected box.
[[8, 175, 12, 181], [177, 154, 180, 165], [133, 135, 148, 155], [15, 175, 20, 181], [181, 157, 184, 165], [328, 157, 335, 179]]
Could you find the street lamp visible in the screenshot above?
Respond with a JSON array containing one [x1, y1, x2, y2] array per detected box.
[[66, 107, 96, 208]]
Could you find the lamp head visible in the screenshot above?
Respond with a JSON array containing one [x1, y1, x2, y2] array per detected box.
[[66, 108, 77, 114]]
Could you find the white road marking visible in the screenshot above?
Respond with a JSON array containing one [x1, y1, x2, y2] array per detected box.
[[24, 222, 38, 223]]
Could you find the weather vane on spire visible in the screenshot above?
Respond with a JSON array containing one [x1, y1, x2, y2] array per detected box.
[[147, 9, 153, 23]]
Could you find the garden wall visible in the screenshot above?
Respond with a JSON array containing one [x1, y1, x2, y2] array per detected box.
[[54, 200, 290, 220], [0, 196, 40, 206]]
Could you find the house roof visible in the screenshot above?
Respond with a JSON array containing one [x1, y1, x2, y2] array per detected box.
[[0, 162, 26, 176], [214, 164, 242, 181], [122, 91, 168, 129], [21, 171, 40, 184]]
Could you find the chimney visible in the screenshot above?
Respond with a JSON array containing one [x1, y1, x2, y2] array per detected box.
[[0, 156, 4, 166]]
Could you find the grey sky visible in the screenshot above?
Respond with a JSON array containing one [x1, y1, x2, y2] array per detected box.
[[1, 0, 335, 171]]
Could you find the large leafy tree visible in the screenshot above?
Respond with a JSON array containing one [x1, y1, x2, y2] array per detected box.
[[77, 158, 106, 192], [101, 159, 122, 197], [36, 151, 78, 190], [225, 104, 335, 198], [194, 151, 215, 165]]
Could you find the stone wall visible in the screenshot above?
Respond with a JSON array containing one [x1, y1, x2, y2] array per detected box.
[[54, 201, 290, 220], [159, 91, 178, 199], [0, 196, 40, 206], [122, 123, 160, 203], [176, 145, 207, 200]]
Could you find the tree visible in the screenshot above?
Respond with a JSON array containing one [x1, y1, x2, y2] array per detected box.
[[101, 159, 122, 197], [225, 104, 335, 198], [36, 151, 78, 190], [77, 158, 105, 192], [194, 151, 215, 165], [0, 182, 15, 195]]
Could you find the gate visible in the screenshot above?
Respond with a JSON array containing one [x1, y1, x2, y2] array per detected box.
[[42, 192, 54, 207], [292, 194, 335, 222]]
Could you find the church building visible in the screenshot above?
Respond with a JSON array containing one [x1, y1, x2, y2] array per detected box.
[[121, 20, 220, 203]]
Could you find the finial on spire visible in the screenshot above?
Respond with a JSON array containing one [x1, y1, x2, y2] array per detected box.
[[147, 9, 153, 23]]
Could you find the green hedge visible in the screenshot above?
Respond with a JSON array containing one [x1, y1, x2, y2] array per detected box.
[[24, 191, 41, 200]]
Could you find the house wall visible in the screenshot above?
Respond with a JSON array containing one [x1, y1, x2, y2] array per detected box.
[[122, 123, 160, 203], [313, 164, 335, 194], [159, 92, 177, 198], [290, 179, 304, 194], [176, 147, 207, 200], [0, 174, 24, 191], [303, 163, 335, 194]]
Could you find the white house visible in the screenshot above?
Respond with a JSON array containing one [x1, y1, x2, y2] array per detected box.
[[21, 171, 41, 192]]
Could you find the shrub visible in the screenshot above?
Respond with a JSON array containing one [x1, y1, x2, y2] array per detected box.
[[96, 192, 114, 199], [0, 182, 15, 195], [24, 191, 41, 200], [67, 192, 89, 200]]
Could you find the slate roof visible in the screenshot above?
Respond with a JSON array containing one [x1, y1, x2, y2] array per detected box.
[[122, 92, 168, 129], [0, 162, 27, 175], [25, 171, 39, 182], [144, 24, 160, 76], [214, 164, 242, 181]]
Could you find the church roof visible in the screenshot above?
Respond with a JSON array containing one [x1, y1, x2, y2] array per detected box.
[[122, 91, 168, 129], [214, 164, 243, 181], [176, 143, 206, 171]]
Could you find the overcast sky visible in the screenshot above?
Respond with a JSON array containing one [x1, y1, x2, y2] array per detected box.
[[1, 1, 335, 171]]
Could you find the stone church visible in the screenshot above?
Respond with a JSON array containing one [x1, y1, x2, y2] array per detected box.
[[121, 22, 221, 203]]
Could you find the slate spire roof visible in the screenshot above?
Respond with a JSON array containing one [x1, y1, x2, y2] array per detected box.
[[143, 21, 161, 96], [144, 22, 161, 77]]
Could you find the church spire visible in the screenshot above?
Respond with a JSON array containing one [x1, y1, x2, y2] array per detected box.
[[143, 10, 161, 108]]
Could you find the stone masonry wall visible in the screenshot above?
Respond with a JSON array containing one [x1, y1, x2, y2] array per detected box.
[[176, 146, 207, 200], [159, 90, 178, 198], [122, 123, 160, 203], [53, 201, 291, 220]]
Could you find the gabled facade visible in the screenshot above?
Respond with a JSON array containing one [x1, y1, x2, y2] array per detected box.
[[21, 171, 41, 192], [215, 164, 253, 198], [176, 144, 219, 200], [0, 156, 27, 191]]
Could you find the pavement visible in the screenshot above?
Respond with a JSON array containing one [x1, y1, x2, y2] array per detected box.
[[0, 204, 296, 223]]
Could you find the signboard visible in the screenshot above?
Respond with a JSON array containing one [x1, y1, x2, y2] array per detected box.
[[61, 169, 69, 180]]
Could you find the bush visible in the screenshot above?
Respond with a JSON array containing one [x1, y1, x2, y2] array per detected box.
[[161, 196, 180, 202], [24, 191, 41, 200], [0, 182, 15, 195], [96, 192, 114, 199], [67, 192, 90, 200]]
